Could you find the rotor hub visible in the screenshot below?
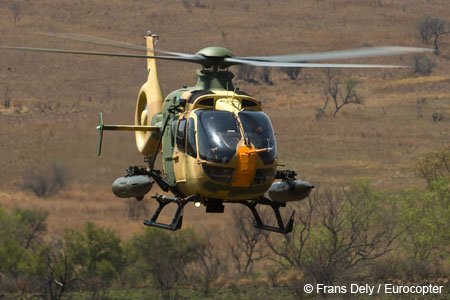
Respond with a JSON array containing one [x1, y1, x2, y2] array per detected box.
[[196, 46, 234, 58]]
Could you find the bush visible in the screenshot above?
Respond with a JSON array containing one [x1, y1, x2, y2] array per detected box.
[[0, 208, 49, 295], [32, 241, 76, 300], [266, 181, 399, 286], [22, 163, 68, 197], [64, 222, 124, 299], [399, 177, 450, 263], [131, 228, 204, 298], [415, 146, 450, 186], [413, 55, 435, 75]]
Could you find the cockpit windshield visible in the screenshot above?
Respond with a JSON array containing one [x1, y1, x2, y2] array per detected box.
[[195, 109, 277, 165], [238, 110, 277, 164], [196, 110, 241, 163]]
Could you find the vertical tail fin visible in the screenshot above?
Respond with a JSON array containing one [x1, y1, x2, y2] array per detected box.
[[135, 32, 164, 156]]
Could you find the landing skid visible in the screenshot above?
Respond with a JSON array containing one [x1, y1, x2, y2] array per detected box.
[[144, 195, 294, 234], [143, 194, 199, 231], [233, 198, 295, 234]]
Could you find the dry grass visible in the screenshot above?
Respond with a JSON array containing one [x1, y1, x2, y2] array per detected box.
[[0, 0, 449, 237]]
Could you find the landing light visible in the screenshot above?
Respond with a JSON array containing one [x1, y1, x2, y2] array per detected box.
[[194, 202, 201, 208]]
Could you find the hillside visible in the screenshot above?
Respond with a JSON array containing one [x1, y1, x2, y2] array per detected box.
[[0, 0, 449, 238]]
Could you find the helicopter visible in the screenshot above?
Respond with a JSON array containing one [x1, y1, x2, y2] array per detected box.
[[1, 32, 432, 234]]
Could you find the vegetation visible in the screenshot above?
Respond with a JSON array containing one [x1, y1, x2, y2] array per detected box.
[[0, 148, 448, 299], [317, 69, 363, 118], [22, 163, 68, 198], [413, 54, 435, 75], [415, 146, 450, 186], [418, 15, 449, 54], [3, 86, 11, 109], [265, 181, 399, 288]]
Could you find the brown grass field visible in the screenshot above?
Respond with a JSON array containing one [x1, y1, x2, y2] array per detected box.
[[0, 0, 449, 239]]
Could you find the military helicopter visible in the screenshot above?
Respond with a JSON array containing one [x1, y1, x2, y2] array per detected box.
[[1, 32, 431, 233]]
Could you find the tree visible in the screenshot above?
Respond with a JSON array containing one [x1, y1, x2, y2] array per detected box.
[[280, 67, 301, 80], [14, 208, 48, 250], [266, 182, 399, 286], [261, 67, 273, 85], [188, 231, 227, 296], [229, 207, 267, 278], [0, 208, 48, 295], [415, 146, 450, 186], [320, 69, 363, 117], [64, 222, 124, 299], [132, 228, 203, 299], [0, 208, 31, 278], [400, 178, 450, 265], [264, 196, 316, 271], [401, 147, 450, 274], [32, 240, 77, 300], [418, 15, 449, 54]]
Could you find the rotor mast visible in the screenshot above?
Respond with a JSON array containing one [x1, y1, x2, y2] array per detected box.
[[194, 46, 236, 91]]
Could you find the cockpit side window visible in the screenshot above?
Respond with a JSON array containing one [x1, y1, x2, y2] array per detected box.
[[186, 118, 197, 158], [171, 119, 178, 147], [176, 119, 186, 152]]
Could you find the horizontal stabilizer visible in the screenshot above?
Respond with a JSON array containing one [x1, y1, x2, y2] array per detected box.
[[96, 112, 160, 156]]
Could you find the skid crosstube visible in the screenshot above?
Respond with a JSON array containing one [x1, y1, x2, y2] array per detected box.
[[143, 194, 199, 231], [144, 195, 294, 234], [231, 197, 295, 234]]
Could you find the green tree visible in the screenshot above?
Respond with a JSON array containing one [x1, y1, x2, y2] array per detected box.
[[400, 177, 450, 263], [415, 146, 450, 186], [64, 222, 124, 299], [0, 210, 30, 279], [0, 208, 48, 295]]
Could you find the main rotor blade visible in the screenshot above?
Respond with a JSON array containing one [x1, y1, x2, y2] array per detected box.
[[225, 57, 407, 68], [241, 46, 433, 63], [36, 32, 198, 58], [0, 46, 206, 64]]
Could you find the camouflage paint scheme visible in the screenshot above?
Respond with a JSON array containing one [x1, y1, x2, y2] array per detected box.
[[135, 35, 277, 201]]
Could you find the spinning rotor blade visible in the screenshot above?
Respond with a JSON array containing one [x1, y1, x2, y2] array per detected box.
[[37, 32, 197, 58], [0, 46, 206, 64], [240, 46, 433, 63], [225, 57, 407, 68]]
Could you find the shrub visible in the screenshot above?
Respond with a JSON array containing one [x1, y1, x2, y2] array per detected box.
[[400, 177, 450, 263], [22, 163, 68, 197], [413, 55, 435, 75], [64, 222, 124, 299], [131, 228, 204, 298], [0, 208, 49, 295], [266, 181, 399, 286], [415, 146, 450, 186]]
